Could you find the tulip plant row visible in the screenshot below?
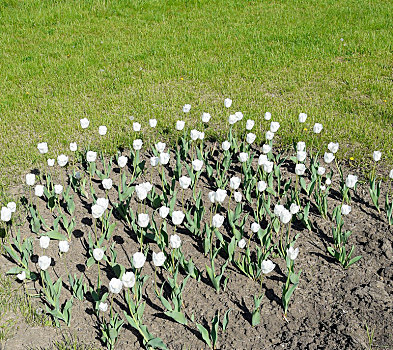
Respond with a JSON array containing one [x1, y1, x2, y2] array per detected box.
[[0, 101, 385, 349]]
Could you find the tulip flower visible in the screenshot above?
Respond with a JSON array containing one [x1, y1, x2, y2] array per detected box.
[[170, 234, 181, 249], [246, 133, 256, 144], [149, 118, 157, 128], [159, 206, 170, 219], [153, 252, 166, 267], [47, 159, 55, 167], [212, 214, 224, 228], [57, 154, 69, 167], [40, 236, 50, 249], [38, 256, 51, 270], [238, 239, 246, 249], [251, 222, 260, 233], [341, 205, 351, 215], [287, 246, 299, 260], [263, 161, 274, 173], [1, 207, 12, 222], [264, 112, 272, 120], [345, 175, 358, 189], [98, 126, 107, 136], [54, 184, 63, 195], [26, 173, 35, 186], [159, 152, 170, 165], [172, 211, 185, 226], [122, 272, 136, 288], [258, 154, 268, 166], [192, 159, 203, 172], [324, 152, 335, 164], [17, 271, 26, 281], [202, 113, 211, 123], [176, 120, 185, 131], [230, 176, 241, 190], [59, 240, 70, 253], [109, 278, 123, 294], [257, 181, 267, 192], [328, 142, 339, 154], [133, 252, 146, 269], [270, 121, 280, 133], [373, 151, 381, 162], [70, 142, 77, 152], [246, 119, 255, 130], [118, 156, 128, 168], [279, 209, 292, 224], [265, 131, 274, 141], [215, 189, 227, 204], [93, 248, 104, 261], [137, 213, 149, 228], [261, 260, 275, 274], [183, 104, 191, 113], [224, 98, 232, 108], [239, 152, 248, 163], [222, 141, 230, 151], [295, 164, 306, 176], [298, 113, 307, 123], [290, 203, 300, 215], [99, 302, 108, 312], [133, 122, 141, 132], [102, 178, 112, 190], [228, 114, 237, 124], [37, 142, 48, 154], [133, 139, 143, 151], [155, 142, 166, 153], [7, 202, 16, 213], [313, 123, 323, 134], [80, 118, 89, 129], [296, 142, 306, 152], [317, 166, 326, 176], [179, 176, 191, 189], [234, 191, 242, 202], [297, 151, 307, 162]]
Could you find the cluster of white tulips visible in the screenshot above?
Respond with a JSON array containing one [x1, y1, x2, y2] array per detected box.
[[1, 98, 389, 349]]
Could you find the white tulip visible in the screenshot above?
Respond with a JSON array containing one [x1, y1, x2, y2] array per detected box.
[[70, 142, 77, 152], [251, 222, 260, 233], [57, 154, 69, 167], [159, 206, 170, 219], [199, 132, 206, 141], [54, 184, 63, 195], [262, 144, 272, 154], [17, 271, 26, 281], [228, 114, 237, 125], [222, 141, 231, 151], [155, 142, 166, 153], [26, 173, 35, 186], [230, 176, 241, 190], [239, 152, 249, 163], [170, 234, 181, 249], [212, 214, 225, 228], [1, 207, 12, 222], [258, 154, 268, 166], [290, 203, 300, 215], [264, 112, 272, 120], [102, 178, 112, 190], [118, 156, 128, 168], [274, 204, 285, 217], [192, 159, 204, 172], [296, 142, 306, 152], [138, 213, 149, 228], [99, 126, 107, 136], [328, 142, 339, 154], [92, 204, 106, 219], [59, 240, 69, 253], [257, 181, 267, 192], [202, 113, 211, 123], [270, 121, 280, 133], [345, 175, 358, 189], [238, 238, 246, 249], [389, 169, 393, 179], [97, 198, 109, 211], [208, 191, 216, 203], [224, 98, 232, 108], [38, 256, 51, 270], [215, 189, 227, 204], [313, 123, 323, 134], [47, 158, 55, 167], [153, 252, 166, 267], [246, 133, 256, 144], [326, 178, 332, 186], [133, 139, 143, 151], [234, 191, 242, 202], [141, 182, 152, 193], [183, 104, 191, 113], [80, 118, 89, 129], [190, 129, 200, 141], [133, 122, 141, 132], [263, 161, 274, 173], [109, 278, 123, 294], [373, 151, 381, 162], [179, 176, 191, 189], [172, 211, 185, 226], [295, 164, 306, 176], [265, 131, 274, 141], [287, 246, 299, 260], [99, 302, 108, 312], [37, 142, 48, 154], [246, 119, 255, 130], [320, 185, 326, 191], [280, 209, 292, 224], [135, 184, 148, 201], [297, 151, 307, 162], [93, 248, 104, 261], [122, 271, 136, 288], [149, 119, 157, 128], [159, 152, 170, 165], [176, 120, 185, 131], [317, 166, 326, 176], [86, 151, 97, 163], [341, 205, 351, 215], [324, 152, 335, 164], [150, 156, 159, 167], [298, 113, 307, 123], [261, 260, 275, 274], [7, 202, 16, 213], [133, 252, 146, 269]]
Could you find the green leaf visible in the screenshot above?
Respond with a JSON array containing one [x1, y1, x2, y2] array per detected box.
[[347, 255, 362, 268], [222, 309, 231, 332], [41, 231, 67, 241], [146, 337, 168, 349], [252, 310, 261, 326], [165, 310, 188, 325], [196, 323, 212, 348]]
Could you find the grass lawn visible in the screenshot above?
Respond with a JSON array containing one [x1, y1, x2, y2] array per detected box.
[[0, 0, 392, 189]]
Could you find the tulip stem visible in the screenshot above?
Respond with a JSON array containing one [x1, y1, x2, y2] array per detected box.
[[154, 266, 159, 296], [94, 218, 98, 245], [97, 261, 101, 288]]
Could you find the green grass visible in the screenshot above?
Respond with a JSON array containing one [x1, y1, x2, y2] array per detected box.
[[0, 0, 392, 188]]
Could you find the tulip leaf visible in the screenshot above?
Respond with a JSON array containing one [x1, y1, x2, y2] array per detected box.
[[159, 295, 173, 312], [165, 310, 187, 325], [6, 266, 24, 275], [41, 231, 67, 241], [222, 309, 231, 332], [196, 323, 212, 348], [146, 337, 168, 349], [252, 309, 261, 326]]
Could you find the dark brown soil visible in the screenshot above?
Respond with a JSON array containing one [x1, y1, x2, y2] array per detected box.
[[1, 142, 392, 350]]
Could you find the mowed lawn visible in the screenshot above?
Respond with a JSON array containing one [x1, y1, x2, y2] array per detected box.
[[0, 0, 392, 188]]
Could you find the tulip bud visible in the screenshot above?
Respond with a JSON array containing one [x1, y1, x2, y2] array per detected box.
[[149, 119, 157, 128], [57, 154, 69, 167], [98, 125, 107, 136], [133, 122, 141, 131], [298, 113, 307, 123], [176, 120, 185, 131], [170, 234, 181, 249], [122, 271, 136, 288], [80, 118, 89, 129], [109, 278, 123, 294], [264, 112, 272, 120], [224, 98, 232, 108], [183, 104, 191, 113], [313, 123, 323, 134]]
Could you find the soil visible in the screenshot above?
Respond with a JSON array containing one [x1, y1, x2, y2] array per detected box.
[[1, 141, 392, 350]]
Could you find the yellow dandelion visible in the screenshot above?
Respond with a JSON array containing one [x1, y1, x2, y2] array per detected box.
[[180, 77, 184, 80], [350, 157, 354, 161], [303, 128, 308, 131]]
